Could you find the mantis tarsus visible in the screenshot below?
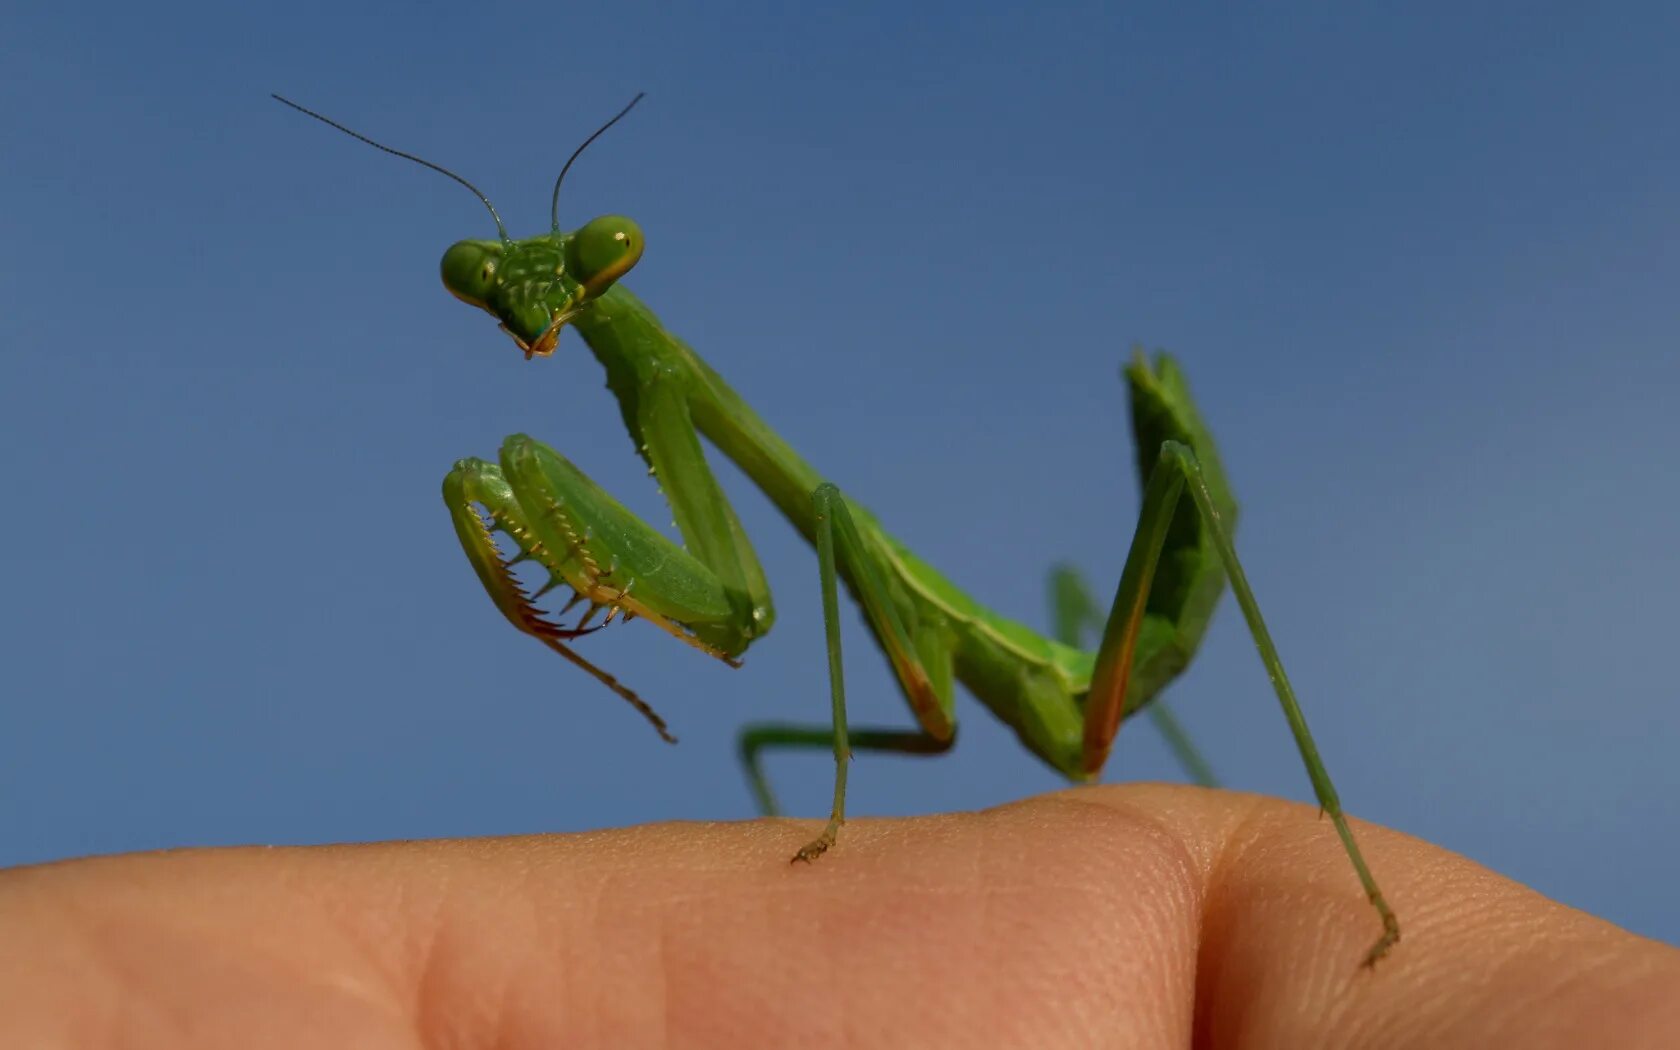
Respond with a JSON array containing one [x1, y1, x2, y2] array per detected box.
[[275, 93, 1400, 967]]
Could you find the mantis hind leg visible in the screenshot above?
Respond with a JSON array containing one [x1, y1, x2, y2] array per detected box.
[[736, 482, 958, 861], [1082, 438, 1400, 966], [1048, 565, 1219, 787]]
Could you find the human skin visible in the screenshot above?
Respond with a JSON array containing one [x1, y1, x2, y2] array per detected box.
[[2, 784, 1675, 1048]]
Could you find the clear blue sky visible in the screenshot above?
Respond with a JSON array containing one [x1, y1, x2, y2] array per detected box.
[[3, 4, 1677, 946]]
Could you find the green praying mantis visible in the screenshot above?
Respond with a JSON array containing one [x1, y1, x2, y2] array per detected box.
[[275, 94, 1400, 966]]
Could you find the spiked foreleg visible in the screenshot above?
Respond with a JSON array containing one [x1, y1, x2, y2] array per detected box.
[[443, 457, 678, 742], [443, 432, 779, 744]]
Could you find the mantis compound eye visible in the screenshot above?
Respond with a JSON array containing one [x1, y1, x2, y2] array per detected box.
[[440, 239, 503, 309], [567, 215, 644, 298]]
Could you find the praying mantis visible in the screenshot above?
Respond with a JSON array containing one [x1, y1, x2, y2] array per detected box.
[[275, 94, 1400, 966]]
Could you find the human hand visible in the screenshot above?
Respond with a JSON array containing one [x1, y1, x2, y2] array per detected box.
[[4, 784, 1675, 1048]]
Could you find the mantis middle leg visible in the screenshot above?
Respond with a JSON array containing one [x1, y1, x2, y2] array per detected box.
[[739, 483, 960, 861]]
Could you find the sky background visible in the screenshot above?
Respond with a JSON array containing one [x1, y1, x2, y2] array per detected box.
[[2, 5, 1677, 947]]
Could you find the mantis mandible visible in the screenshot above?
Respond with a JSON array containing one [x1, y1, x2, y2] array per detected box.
[[274, 94, 1400, 966]]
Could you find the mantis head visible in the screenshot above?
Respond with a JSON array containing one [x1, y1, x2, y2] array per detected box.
[[440, 214, 644, 359], [273, 91, 647, 359]]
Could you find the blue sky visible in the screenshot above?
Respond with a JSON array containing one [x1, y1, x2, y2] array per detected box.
[[3, 4, 1677, 946]]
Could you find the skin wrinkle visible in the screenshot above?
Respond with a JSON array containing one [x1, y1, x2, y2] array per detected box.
[[1024, 785, 1209, 1044], [706, 803, 1158, 1043], [1226, 805, 1424, 1044], [967, 823, 1014, 1041], [1197, 794, 1673, 1048], [501, 855, 560, 1037], [477, 885, 541, 1050], [411, 860, 468, 1046], [316, 845, 444, 1028], [1479, 918, 1663, 1042], [1044, 785, 1243, 886], [1001, 789, 1210, 894], [1471, 953, 1592, 1042], [747, 871, 788, 1039], [596, 851, 649, 1042], [987, 790, 1201, 1044], [1427, 923, 1551, 1038], [506, 874, 566, 1043], [295, 854, 423, 1036], [574, 854, 609, 1042], [1400, 890, 1541, 1043], [415, 888, 472, 1047], [1194, 802, 1362, 1046], [75, 860, 387, 1048], [656, 901, 673, 1050], [1034, 792, 1196, 1041], [615, 853, 708, 1042], [59, 863, 236, 1040], [619, 875, 671, 1043], [15, 881, 129, 1046], [974, 806, 1002, 1041], [1399, 848, 1591, 1038], [460, 857, 551, 1044], [578, 843, 615, 1041]]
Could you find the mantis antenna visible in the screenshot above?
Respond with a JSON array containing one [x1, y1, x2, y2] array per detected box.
[[271, 93, 513, 246], [550, 92, 646, 232]]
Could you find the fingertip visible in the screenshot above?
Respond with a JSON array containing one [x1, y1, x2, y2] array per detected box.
[[1054, 783, 1680, 1048]]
